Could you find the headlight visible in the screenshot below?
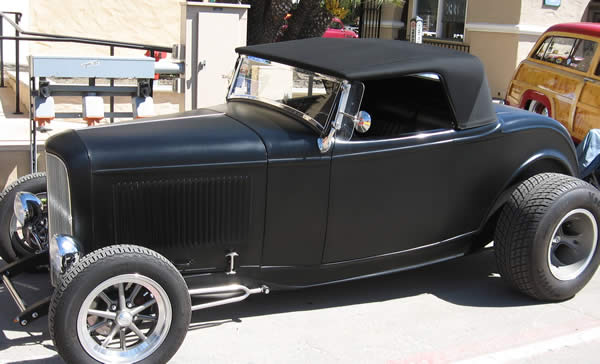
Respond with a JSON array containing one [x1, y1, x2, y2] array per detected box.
[[50, 234, 82, 286], [13, 192, 43, 224]]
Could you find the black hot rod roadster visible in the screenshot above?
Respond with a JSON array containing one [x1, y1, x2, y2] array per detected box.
[[1, 38, 600, 363]]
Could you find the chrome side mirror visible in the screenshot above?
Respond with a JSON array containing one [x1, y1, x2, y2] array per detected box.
[[13, 192, 42, 225], [354, 111, 371, 133]]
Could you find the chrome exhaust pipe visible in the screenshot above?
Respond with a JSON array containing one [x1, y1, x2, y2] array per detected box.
[[188, 284, 269, 311]]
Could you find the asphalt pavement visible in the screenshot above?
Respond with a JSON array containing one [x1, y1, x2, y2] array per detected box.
[[1, 247, 599, 363]]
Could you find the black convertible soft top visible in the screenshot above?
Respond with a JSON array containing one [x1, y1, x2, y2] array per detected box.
[[236, 38, 496, 129]]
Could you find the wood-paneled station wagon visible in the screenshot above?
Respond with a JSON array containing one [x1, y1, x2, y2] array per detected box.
[[2, 38, 600, 364], [506, 22, 600, 142]]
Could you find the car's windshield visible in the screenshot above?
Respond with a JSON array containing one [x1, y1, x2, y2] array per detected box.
[[228, 56, 342, 130]]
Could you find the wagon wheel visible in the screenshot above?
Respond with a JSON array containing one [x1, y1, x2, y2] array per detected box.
[[528, 100, 549, 117]]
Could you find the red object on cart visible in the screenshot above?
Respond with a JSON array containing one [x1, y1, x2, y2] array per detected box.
[[34, 118, 52, 127], [145, 50, 167, 80]]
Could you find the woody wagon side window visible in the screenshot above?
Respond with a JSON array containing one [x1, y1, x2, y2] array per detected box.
[[533, 36, 598, 73]]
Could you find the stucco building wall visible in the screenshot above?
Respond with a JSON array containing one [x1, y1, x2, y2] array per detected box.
[[520, 0, 590, 27], [0, 0, 31, 65], [1, 0, 184, 120], [468, 32, 520, 99], [27, 0, 180, 58], [466, 0, 521, 25]]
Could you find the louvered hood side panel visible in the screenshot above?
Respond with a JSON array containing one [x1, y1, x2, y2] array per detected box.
[[111, 176, 252, 248]]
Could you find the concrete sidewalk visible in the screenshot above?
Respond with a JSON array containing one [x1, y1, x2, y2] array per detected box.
[[0, 248, 599, 363]]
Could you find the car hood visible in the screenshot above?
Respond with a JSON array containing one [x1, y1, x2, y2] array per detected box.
[[60, 108, 268, 172]]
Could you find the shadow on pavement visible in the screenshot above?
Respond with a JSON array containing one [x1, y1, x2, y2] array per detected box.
[[0, 267, 55, 359], [0, 248, 542, 359], [5, 357, 63, 364], [190, 248, 542, 327]]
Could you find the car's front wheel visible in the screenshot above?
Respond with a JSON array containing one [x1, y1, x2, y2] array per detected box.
[[494, 173, 600, 301], [49, 245, 191, 364], [0, 172, 47, 262]]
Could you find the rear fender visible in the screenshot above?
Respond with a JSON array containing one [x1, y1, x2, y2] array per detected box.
[[479, 151, 576, 236]]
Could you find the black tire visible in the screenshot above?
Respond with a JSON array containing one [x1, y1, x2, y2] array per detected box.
[[49, 245, 191, 364], [0, 172, 46, 262], [495, 173, 600, 301]]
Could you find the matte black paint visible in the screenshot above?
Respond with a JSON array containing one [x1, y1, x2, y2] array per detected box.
[[237, 38, 496, 129], [213, 101, 332, 267], [45, 98, 578, 290]]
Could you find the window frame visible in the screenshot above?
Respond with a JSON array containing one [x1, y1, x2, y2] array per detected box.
[[348, 73, 456, 142], [413, 0, 467, 42], [530, 33, 600, 77]]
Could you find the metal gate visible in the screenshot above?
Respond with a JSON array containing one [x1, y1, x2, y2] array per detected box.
[[359, 0, 382, 39]]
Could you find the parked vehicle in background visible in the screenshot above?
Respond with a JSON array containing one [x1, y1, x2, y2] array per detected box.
[[345, 25, 359, 33], [506, 23, 600, 142], [324, 18, 358, 38]]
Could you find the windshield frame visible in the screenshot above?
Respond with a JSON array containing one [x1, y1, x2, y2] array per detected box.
[[226, 55, 345, 134]]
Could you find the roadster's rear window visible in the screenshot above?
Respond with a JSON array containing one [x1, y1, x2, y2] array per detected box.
[[228, 56, 342, 129]]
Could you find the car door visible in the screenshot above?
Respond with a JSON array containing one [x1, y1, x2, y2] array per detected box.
[[321, 76, 504, 263]]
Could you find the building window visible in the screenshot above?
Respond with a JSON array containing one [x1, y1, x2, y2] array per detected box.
[[586, 0, 600, 22], [415, 0, 466, 41]]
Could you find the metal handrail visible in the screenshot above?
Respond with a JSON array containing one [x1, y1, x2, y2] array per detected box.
[[0, 11, 173, 115], [0, 12, 172, 52]]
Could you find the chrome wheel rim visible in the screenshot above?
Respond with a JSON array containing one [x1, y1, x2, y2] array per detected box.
[[547, 209, 598, 281], [528, 100, 549, 116], [9, 192, 47, 253], [9, 213, 24, 243], [77, 274, 172, 364]]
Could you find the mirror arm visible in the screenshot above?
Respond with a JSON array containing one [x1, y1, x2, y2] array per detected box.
[[339, 111, 357, 121], [317, 127, 336, 154]]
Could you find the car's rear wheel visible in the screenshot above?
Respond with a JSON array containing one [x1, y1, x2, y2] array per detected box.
[[494, 173, 600, 301], [528, 100, 549, 116], [0, 173, 47, 262], [49, 245, 191, 364]]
